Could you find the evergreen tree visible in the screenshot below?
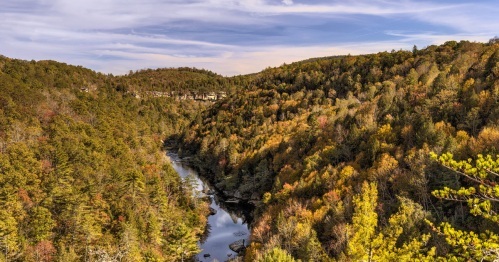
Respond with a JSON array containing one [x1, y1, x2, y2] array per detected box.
[[429, 152, 499, 261], [123, 169, 145, 207], [167, 223, 201, 262], [348, 182, 434, 261]]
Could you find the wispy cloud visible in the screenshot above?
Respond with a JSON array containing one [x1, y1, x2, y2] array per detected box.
[[0, 0, 496, 76]]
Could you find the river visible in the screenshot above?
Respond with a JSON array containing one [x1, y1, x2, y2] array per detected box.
[[166, 152, 253, 262]]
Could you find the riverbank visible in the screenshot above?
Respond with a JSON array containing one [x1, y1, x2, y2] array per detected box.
[[165, 150, 254, 262], [165, 148, 263, 208]]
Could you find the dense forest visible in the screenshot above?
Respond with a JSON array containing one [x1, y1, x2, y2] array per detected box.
[[1, 38, 499, 261], [0, 56, 220, 261], [177, 39, 499, 261], [117, 67, 249, 95]]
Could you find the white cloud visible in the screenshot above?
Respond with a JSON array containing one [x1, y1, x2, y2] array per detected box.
[[0, 0, 497, 76]]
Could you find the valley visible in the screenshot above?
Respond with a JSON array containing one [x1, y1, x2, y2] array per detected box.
[[1, 39, 499, 261]]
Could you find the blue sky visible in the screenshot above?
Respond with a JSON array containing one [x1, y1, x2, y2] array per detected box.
[[0, 0, 497, 76]]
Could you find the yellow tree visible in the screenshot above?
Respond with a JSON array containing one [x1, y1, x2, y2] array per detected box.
[[348, 181, 434, 261], [428, 152, 499, 261], [257, 247, 296, 262]]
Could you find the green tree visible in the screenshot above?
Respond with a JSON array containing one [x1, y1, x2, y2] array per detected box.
[[123, 169, 145, 207], [299, 230, 323, 262], [257, 247, 295, 262], [146, 213, 161, 245], [168, 223, 201, 262], [28, 207, 55, 243]]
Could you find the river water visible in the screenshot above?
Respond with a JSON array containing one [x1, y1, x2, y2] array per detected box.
[[166, 152, 253, 262]]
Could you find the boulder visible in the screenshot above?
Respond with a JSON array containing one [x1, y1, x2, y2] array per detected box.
[[229, 239, 246, 253], [210, 259, 220, 262], [234, 190, 242, 199], [206, 189, 216, 195], [226, 198, 240, 204], [204, 254, 211, 257], [208, 207, 217, 215], [215, 181, 225, 190], [249, 200, 263, 207], [250, 192, 260, 200]]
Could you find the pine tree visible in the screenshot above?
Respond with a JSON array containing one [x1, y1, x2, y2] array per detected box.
[[168, 223, 201, 262], [28, 207, 55, 243], [123, 169, 145, 207], [146, 213, 161, 245], [348, 182, 434, 261], [300, 230, 323, 262], [429, 152, 499, 261]]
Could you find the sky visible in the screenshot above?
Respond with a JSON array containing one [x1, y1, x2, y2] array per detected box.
[[0, 0, 497, 76]]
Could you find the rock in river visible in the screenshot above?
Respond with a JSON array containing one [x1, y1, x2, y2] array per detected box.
[[204, 254, 211, 257], [208, 207, 217, 215], [229, 239, 246, 253]]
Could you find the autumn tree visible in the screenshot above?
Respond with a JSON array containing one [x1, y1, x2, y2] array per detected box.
[[348, 181, 434, 261], [429, 152, 499, 261]]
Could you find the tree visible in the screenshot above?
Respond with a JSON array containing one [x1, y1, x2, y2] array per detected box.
[[348, 182, 433, 261], [257, 247, 295, 262], [0, 209, 20, 261], [429, 152, 499, 261], [168, 223, 201, 262], [465, 107, 481, 137], [123, 169, 145, 207], [489, 36, 499, 45], [54, 144, 72, 179], [28, 207, 54, 243], [146, 213, 161, 245], [299, 230, 323, 262]]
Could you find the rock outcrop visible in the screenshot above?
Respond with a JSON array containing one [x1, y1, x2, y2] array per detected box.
[[229, 239, 246, 253], [250, 192, 260, 200], [234, 190, 242, 198], [225, 198, 239, 204]]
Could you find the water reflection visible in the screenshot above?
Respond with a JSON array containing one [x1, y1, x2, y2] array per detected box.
[[166, 152, 253, 262]]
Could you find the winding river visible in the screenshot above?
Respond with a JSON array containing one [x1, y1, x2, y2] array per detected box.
[[166, 152, 253, 262]]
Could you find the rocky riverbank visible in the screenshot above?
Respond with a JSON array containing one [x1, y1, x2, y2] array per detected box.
[[165, 148, 263, 207], [165, 149, 254, 261]]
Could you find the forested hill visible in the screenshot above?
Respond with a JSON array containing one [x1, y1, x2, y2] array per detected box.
[[2, 38, 499, 262], [0, 56, 215, 261], [116, 67, 250, 94], [178, 40, 499, 261]]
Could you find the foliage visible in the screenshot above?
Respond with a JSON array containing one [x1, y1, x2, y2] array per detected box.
[[429, 152, 499, 261], [257, 247, 296, 262], [0, 56, 212, 261], [174, 40, 499, 261], [3, 39, 499, 261]]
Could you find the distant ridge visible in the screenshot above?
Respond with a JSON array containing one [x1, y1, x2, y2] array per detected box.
[[293, 55, 346, 64]]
